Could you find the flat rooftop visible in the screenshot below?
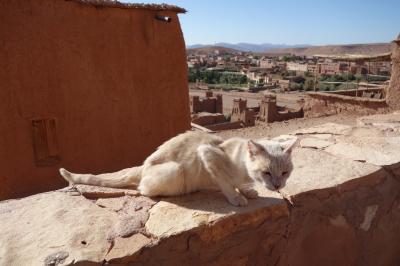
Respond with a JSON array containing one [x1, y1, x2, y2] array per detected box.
[[69, 0, 186, 13]]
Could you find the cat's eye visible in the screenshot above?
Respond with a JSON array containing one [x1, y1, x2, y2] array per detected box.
[[282, 171, 288, 176], [263, 171, 271, 176]]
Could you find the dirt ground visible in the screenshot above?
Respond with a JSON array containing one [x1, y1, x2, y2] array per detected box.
[[215, 114, 358, 139]]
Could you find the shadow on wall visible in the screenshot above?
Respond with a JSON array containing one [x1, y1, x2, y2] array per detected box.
[[157, 190, 283, 214]]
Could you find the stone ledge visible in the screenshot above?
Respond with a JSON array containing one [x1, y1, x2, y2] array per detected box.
[[1, 113, 400, 265], [306, 91, 387, 103]]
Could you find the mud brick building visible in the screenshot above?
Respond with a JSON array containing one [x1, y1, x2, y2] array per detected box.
[[259, 94, 304, 123], [231, 98, 256, 127], [387, 34, 400, 109], [0, 0, 190, 199], [190, 91, 223, 114]]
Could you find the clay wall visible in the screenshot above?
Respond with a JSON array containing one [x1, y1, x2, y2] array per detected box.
[[276, 109, 304, 121], [329, 88, 385, 98], [205, 121, 243, 131], [191, 114, 225, 126], [231, 98, 248, 122], [241, 109, 256, 126], [216, 94, 223, 114], [304, 92, 388, 117], [387, 37, 400, 109], [190, 96, 201, 113], [0, 0, 190, 199], [190, 92, 223, 114], [201, 99, 218, 113], [205, 91, 213, 97], [259, 95, 303, 123]]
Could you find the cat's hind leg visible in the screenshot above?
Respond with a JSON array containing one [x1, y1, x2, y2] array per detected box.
[[59, 166, 142, 188], [197, 144, 248, 206], [138, 162, 185, 197]]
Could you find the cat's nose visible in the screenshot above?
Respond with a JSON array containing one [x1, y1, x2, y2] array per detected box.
[[273, 184, 280, 189]]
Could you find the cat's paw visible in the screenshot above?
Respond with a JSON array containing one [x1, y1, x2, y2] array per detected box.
[[228, 194, 248, 207], [241, 188, 259, 199]]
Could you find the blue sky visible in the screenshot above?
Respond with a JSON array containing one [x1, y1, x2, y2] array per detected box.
[[122, 0, 400, 45]]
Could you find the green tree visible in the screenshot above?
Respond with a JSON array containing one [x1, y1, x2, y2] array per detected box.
[[304, 79, 314, 91], [292, 76, 305, 84]]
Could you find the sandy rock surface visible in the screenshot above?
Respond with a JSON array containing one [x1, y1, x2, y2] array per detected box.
[[2, 113, 400, 265]]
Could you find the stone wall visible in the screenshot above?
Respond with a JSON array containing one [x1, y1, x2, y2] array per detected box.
[[387, 36, 400, 109], [0, 0, 190, 199], [304, 92, 388, 117], [2, 113, 400, 265]]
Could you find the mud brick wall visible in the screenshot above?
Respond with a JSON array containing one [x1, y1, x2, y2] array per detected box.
[[0, 0, 190, 199]]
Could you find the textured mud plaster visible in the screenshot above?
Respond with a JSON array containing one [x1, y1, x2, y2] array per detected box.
[[0, 0, 190, 200], [387, 37, 400, 109], [360, 205, 379, 231]]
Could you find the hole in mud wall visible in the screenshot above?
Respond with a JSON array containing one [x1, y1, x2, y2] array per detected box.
[[31, 118, 61, 167]]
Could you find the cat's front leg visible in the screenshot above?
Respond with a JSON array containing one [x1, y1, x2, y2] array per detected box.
[[198, 144, 248, 207], [240, 187, 259, 199], [228, 192, 248, 206]]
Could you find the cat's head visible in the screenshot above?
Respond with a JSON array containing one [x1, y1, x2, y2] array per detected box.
[[245, 138, 296, 191]]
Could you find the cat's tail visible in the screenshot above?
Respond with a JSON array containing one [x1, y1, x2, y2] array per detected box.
[[59, 166, 143, 188]]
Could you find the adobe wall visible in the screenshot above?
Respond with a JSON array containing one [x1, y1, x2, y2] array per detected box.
[[276, 109, 304, 121], [304, 92, 388, 118], [205, 121, 243, 131], [387, 37, 400, 109], [190, 93, 223, 114], [2, 116, 400, 265], [191, 113, 226, 126], [241, 109, 256, 126], [0, 0, 190, 199], [231, 98, 247, 121], [259, 95, 303, 123], [202, 99, 219, 113], [329, 88, 385, 98]]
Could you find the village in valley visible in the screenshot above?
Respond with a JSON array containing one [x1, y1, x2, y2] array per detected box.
[[187, 44, 393, 135]]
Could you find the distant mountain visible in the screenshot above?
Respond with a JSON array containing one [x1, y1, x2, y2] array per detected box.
[[187, 43, 311, 52], [187, 46, 242, 55], [265, 43, 391, 56]]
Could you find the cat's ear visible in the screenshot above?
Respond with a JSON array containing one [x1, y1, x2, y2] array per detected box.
[[247, 140, 265, 158], [281, 138, 297, 155]]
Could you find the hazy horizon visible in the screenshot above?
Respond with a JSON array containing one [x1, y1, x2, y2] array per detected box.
[[187, 41, 391, 47], [122, 0, 400, 46]]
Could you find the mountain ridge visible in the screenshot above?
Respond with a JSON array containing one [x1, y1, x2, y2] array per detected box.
[[266, 43, 391, 56], [187, 42, 392, 55], [187, 43, 311, 52]]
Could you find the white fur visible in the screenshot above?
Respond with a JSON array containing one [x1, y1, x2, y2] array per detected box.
[[59, 131, 296, 206]]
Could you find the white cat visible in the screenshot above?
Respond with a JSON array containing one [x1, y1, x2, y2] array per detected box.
[[60, 131, 296, 206]]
